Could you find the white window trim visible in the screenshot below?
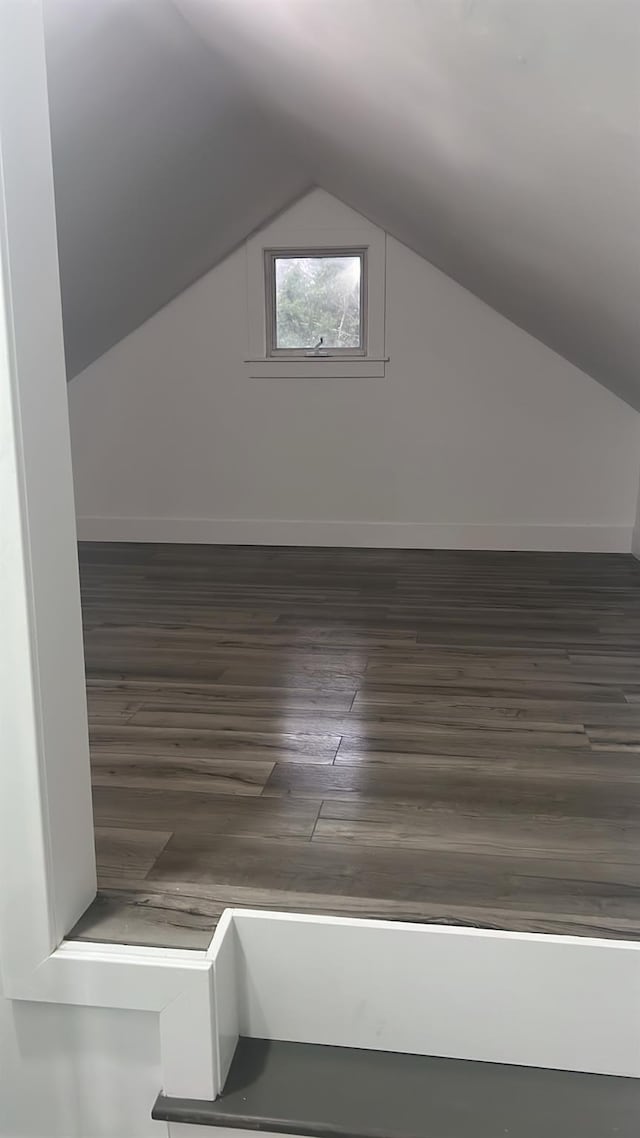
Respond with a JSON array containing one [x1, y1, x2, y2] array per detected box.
[[246, 224, 387, 378]]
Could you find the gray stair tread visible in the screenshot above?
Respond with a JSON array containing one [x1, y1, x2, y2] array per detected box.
[[152, 1036, 640, 1137]]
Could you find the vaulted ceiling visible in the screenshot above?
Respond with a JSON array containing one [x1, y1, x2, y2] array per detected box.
[[45, 0, 640, 408], [44, 0, 310, 377]]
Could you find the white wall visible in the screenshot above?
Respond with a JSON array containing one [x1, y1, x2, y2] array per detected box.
[[0, 11, 164, 1136], [633, 465, 640, 560], [69, 190, 640, 552], [0, 979, 162, 1138]]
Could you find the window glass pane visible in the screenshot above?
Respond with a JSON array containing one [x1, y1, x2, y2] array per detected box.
[[274, 255, 362, 350]]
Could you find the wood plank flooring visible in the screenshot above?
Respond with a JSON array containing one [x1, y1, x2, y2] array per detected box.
[[71, 543, 640, 948]]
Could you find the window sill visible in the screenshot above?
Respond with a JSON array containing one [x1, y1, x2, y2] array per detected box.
[[244, 357, 388, 379]]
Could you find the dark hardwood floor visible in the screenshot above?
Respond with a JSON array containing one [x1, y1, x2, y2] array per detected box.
[[71, 543, 640, 948]]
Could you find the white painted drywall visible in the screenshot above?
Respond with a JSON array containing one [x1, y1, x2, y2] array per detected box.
[[68, 190, 640, 551], [632, 465, 640, 560], [0, 979, 162, 1138], [0, 11, 159, 1133]]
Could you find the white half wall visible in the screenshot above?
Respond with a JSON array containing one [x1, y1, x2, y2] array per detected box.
[[68, 190, 640, 552], [0, 977, 162, 1138]]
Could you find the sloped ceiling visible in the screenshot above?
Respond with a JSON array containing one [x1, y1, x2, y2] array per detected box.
[[44, 0, 310, 378], [178, 0, 640, 409], [46, 0, 640, 408]]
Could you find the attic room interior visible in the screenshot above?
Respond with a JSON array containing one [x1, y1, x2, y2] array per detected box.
[[42, 0, 640, 954], [34, 0, 637, 960], [4, 3, 640, 1136]]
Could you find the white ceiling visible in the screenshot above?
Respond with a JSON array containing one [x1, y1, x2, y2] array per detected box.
[[46, 0, 640, 407]]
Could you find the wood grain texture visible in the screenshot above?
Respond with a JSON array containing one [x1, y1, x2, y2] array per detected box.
[[92, 785, 320, 838], [148, 832, 640, 921], [93, 826, 172, 880], [261, 760, 638, 817], [75, 542, 640, 947], [91, 755, 275, 794], [90, 723, 341, 764]]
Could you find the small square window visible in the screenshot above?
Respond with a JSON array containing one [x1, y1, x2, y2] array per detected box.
[[265, 248, 367, 356]]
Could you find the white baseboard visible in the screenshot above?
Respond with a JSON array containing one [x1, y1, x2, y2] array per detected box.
[[76, 516, 633, 552]]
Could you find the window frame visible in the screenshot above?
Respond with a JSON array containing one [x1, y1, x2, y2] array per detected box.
[[245, 209, 388, 378], [264, 246, 368, 358]]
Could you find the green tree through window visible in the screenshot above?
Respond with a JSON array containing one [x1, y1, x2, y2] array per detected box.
[[274, 254, 362, 350]]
